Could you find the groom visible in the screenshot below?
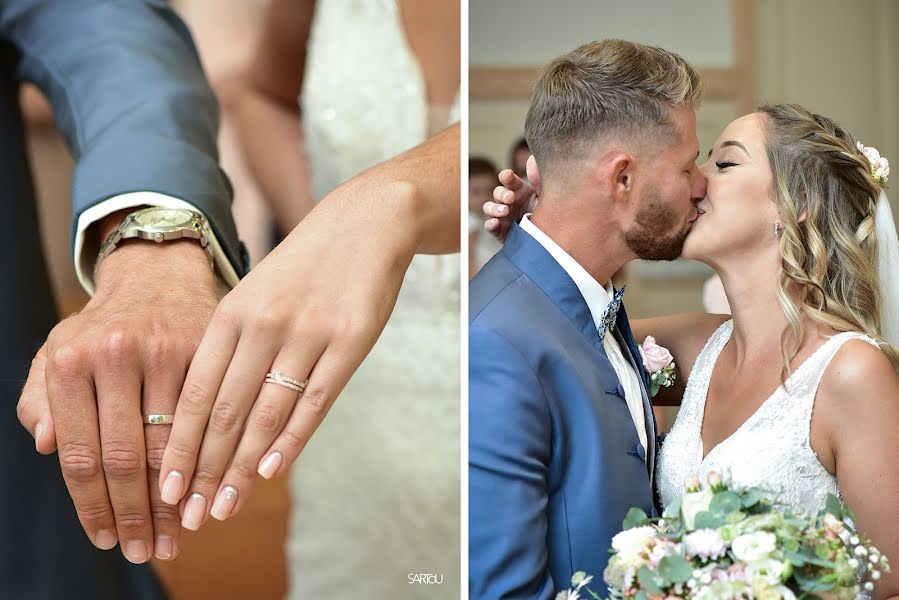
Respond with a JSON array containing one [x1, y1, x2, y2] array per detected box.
[[469, 39, 706, 599]]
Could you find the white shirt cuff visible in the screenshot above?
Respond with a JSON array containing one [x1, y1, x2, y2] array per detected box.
[[74, 191, 241, 296]]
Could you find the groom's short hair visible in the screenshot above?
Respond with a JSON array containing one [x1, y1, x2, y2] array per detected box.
[[525, 39, 702, 181]]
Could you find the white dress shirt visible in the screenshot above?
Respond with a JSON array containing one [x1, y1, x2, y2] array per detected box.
[[74, 192, 239, 295], [519, 214, 648, 454]]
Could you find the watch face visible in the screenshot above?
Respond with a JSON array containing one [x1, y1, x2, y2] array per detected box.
[[134, 208, 195, 230]]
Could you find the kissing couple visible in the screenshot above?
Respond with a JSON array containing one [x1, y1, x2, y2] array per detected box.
[[469, 39, 899, 599]]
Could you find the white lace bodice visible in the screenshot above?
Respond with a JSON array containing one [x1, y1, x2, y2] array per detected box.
[[657, 320, 879, 514], [300, 0, 460, 320]]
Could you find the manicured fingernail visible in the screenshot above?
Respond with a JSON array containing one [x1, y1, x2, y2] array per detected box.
[[210, 486, 238, 521], [181, 493, 206, 531], [161, 470, 184, 505], [123, 540, 149, 564], [154, 535, 174, 560], [503, 192, 512, 201], [95, 528, 118, 550], [497, 205, 508, 215], [258, 452, 282, 479], [34, 423, 43, 450]]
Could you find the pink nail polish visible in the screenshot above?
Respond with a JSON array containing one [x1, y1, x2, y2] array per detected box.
[[181, 493, 207, 531], [160, 470, 184, 505], [210, 486, 238, 521], [258, 452, 282, 479]]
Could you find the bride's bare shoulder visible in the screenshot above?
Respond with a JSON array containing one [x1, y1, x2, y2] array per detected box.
[[817, 338, 899, 414]]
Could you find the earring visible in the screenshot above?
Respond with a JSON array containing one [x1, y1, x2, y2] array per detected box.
[[774, 222, 781, 239]]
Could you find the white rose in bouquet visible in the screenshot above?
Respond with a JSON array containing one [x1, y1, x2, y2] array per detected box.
[[732, 532, 777, 562], [610, 525, 655, 562], [745, 558, 787, 585]]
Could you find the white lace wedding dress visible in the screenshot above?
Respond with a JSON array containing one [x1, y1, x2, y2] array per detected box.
[[285, 2, 460, 599], [657, 319, 877, 515]]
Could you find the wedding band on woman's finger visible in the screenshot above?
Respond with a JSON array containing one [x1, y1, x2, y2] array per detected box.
[[143, 414, 174, 425], [264, 370, 307, 394]]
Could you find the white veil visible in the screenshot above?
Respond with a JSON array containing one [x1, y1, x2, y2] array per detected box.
[[876, 190, 899, 347]]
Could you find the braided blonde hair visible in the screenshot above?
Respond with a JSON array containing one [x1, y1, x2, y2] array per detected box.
[[759, 103, 899, 378]]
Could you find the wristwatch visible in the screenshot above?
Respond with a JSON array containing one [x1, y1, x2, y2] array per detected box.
[[94, 206, 215, 275]]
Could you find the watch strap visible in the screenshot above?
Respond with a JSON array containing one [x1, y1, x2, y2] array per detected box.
[[94, 209, 215, 277]]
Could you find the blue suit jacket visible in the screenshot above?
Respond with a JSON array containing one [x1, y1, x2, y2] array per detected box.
[[0, 2, 246, 598], [469, 222, 658, 599]]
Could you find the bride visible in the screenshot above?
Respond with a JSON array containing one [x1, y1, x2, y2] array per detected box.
[[488, 103, 899, 599]]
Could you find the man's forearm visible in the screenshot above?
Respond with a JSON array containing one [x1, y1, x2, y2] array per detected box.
[[91, 208, 215, 297]]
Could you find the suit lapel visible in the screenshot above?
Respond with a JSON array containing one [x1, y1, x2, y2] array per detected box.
[[501, 222, 606, 356]]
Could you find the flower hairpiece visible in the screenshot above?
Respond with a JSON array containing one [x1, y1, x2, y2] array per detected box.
[[856, 142, 890, 187]]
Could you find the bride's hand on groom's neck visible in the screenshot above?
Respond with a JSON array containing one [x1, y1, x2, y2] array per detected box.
[[484, 155, 541, 244]]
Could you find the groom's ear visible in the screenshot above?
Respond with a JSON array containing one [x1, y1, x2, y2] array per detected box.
[[609, 153, 635, 199]]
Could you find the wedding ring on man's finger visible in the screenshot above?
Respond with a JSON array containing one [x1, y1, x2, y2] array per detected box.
[[143, 414, 175, 425], [264, 370, 307, 394]]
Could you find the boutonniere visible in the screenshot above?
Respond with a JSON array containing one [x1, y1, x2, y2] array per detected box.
[[638, 336, 676, 397]]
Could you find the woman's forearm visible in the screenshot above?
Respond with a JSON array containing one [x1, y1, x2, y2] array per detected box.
[[236, 85, 315, 232], [372, 123, 461, 255]]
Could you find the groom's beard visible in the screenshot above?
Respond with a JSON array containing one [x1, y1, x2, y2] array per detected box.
[[624, 196, 691, 262]]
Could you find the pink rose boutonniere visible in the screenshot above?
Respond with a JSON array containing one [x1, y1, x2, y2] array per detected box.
[[639, 336, 676, 397]]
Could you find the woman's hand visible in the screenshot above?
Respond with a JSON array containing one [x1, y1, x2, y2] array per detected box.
[[483, 155, 542, 243], [156, 176, 419, 528]]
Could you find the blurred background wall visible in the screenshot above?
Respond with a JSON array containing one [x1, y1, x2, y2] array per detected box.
[[469, 0, 899, 427]]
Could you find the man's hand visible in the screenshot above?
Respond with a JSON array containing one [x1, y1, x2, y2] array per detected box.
[[17, 229, 217, 564], [483, 155, 542, 243]]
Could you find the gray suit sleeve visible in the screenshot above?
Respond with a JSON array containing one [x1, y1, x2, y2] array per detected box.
[[0, 0, 248, 276]]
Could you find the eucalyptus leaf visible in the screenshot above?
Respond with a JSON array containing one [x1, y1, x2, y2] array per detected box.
[[623, 507, 649, 530], [797, 575, 835, 593], [741, 488, 764, 508], [783, 550, 807, 567], [658, 555, 693, 584], [804, 555, 836, 568], [710, 491, 742, 515], [824, 494, 843, 519], [637, 566, 664, 595], [694, 511, 723, 530], [663, 496, 682, 520]]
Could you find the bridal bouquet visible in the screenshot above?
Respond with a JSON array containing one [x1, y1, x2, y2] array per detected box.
[[558, 473, 889, 600]]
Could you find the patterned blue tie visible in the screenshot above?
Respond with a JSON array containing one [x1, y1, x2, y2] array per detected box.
[[597, 285, 626, 339]]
